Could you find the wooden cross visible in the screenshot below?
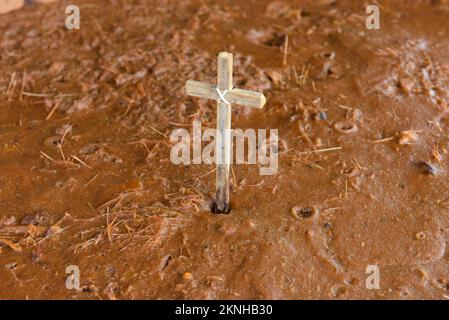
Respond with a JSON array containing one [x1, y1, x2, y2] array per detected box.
[[186, 52, 266, 213]]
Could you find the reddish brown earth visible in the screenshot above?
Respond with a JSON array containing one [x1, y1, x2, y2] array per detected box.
[[0, 0, 448, 299]]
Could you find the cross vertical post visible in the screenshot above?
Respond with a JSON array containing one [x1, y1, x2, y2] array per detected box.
[[215, 52, 233, 213]]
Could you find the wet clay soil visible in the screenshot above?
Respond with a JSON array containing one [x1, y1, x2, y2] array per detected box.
[[0, 0, 448, 299]]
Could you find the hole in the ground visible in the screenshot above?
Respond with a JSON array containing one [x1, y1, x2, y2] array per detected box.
[[211, 201, 231, 214]]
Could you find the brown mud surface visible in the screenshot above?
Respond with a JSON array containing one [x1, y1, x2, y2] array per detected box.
[[0, 0, 448, 299]]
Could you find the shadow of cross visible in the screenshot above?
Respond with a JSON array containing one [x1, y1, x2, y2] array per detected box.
[[185, 52, 267, 213]]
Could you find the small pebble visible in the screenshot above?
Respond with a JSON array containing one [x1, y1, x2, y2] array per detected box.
[[415, 231, 426, 240], [266, 70, 283, 86], [291, 206, 318, 219], [315, 111, 327, 120], [348, 108, 363, 122], [334, 122, 358, 134], [4, 262, 17, 270], [21, 211, 53, 226], [398, 130, 419, 145], [398, 77, 416, 94], [43, 136, 62, 148], [419, 162, 443, 176], [318, 51, 335, 60], [0, 215, 17, 226], [183, 272, 193, 280], [331, 285, 347, 298], [342, 167, 359, 177]]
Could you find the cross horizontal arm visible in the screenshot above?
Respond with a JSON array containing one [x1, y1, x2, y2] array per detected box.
[[185, 80, 266, 109], [228, 88, 266, 109], [185, 80, 217, 101]]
